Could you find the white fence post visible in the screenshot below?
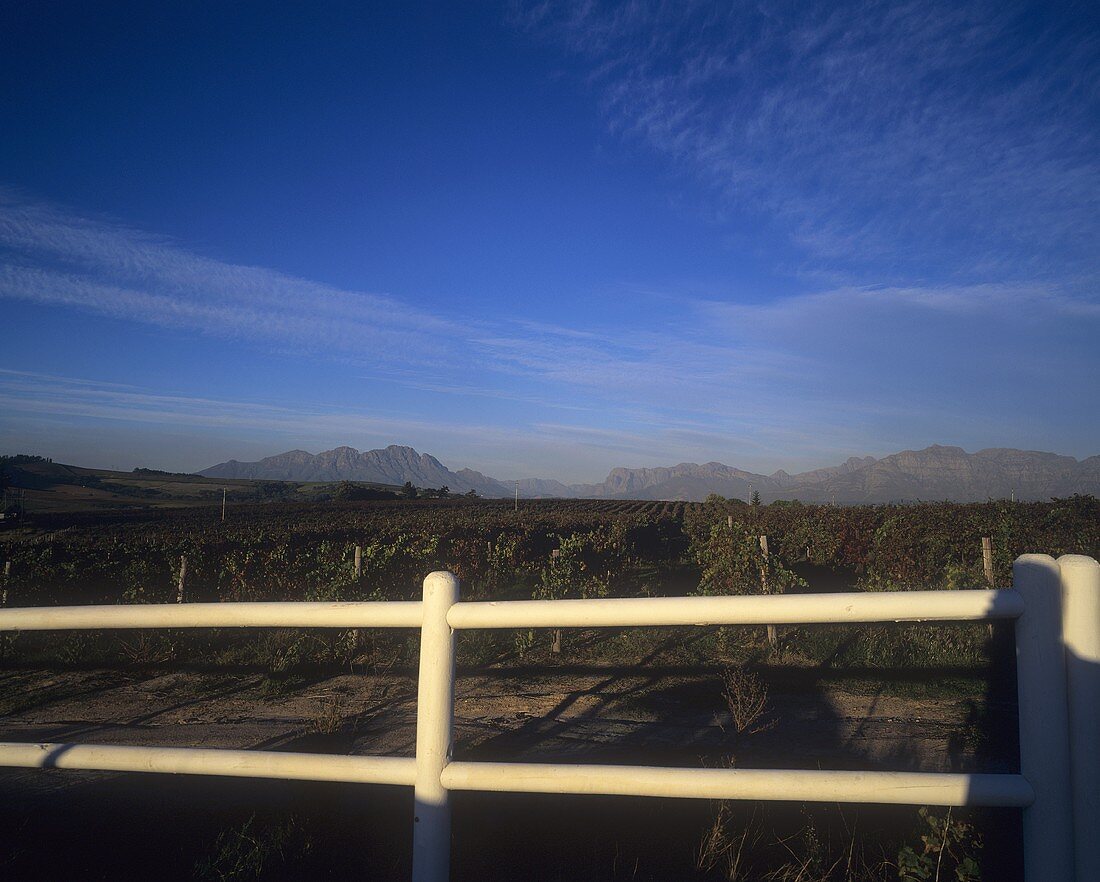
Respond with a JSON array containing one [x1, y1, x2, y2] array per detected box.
[[412, 571, 459, 882], [1014, 554, 1074, 881], [1059, 554, 1100, 882]]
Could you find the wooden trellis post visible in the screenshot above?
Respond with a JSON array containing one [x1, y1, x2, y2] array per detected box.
[[982, 537, 995, 637], [760, 536, 777, 649], [550, 548, 562, 654], [176, 555, 187, 604], [350, 545, 364, 654], [1, 560, 8, 659]]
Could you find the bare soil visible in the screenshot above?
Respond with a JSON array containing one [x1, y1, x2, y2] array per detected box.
[[0, 664, 1011, 777], [0, 665, 1021, 880]]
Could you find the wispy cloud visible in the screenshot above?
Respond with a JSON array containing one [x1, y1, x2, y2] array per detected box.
[[0, 188, 461, 365], [2, 189, 1097, 471], [519, 1, 1100, 284], [701, 283, 1100, 328], [0, 190, 808, 419], [0, 368, 559, 453]]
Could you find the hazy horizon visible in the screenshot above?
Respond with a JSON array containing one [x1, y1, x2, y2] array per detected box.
[[4, 3, 1098, 482], [5, 436, 1100, 490]]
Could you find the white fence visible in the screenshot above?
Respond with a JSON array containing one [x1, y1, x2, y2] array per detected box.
[[0, 553, 1097, 881]]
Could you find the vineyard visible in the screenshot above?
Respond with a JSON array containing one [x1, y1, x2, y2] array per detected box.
[[1, 495, 1098, 880], [1, 495, 1096, 675]]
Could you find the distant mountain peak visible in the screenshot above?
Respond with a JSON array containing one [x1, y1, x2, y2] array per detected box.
[[199, 443, 1098, 503]]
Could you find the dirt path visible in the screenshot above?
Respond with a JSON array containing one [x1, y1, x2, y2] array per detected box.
[[0, 665, 1009, 797]]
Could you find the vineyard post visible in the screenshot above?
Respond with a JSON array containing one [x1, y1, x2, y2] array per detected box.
[[550, 548, 562, 654], [350, 545, 364, 654], [412, 571, 458, 882], [760, 535, 776, 649], [176, 555, 187, 604], [1, 560, 8, 659], [1058, 554, 1100, 882], [221, 488, 226, 522], [1014, 554, 1074, 881], [983, 537, 995, 637]]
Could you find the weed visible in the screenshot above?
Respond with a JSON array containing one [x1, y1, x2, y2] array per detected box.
[[697, 802, 762, 879], [309, 698, 343, 736], [456, 629, 505, 667], [720, 666, 774, 736], [259, 673, 305, 697], [513, 628, 537, 658], [194, 813, 312, 880], [57, 632, 98, 666], [896, 807, 982, 881], [698, 802, 903, 881], [118, 631, 175, 666]]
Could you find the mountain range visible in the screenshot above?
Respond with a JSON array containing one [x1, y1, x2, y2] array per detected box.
[[199, 444, 1100, 504]]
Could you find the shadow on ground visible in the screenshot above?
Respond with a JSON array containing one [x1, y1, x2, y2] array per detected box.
[[0, 627, 1025, 880]]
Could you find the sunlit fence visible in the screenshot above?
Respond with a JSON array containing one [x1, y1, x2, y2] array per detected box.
[[1, 553, 1097, 882]]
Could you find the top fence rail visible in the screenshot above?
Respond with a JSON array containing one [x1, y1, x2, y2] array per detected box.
[[0, 587, 1022, 632]]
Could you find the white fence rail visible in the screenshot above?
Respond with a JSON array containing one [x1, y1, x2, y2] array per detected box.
[[0, 553, 1096, 882]]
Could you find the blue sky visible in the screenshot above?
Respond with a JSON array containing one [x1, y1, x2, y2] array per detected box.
[[2, 1, 1098, 481]]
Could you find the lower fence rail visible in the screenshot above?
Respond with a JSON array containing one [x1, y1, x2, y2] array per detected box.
[[439, 762, 1034, 807], [0, 742, 1033, 808], [0, 741, 416, 786]]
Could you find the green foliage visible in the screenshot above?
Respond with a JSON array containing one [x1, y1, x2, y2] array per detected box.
[[330, 481, 396, 501], [513, 628, 537, 657], [132, 467, 192, 477], [897, 807, 982, 881], [3, 495, 1095, 674], [0, 454, 49, 466], [8, 494, 1096, 605], [535, 533, 584, 601], [535, 529, 623, 602], [484, 534, 521, 595], [692, 521, 805, 597]]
